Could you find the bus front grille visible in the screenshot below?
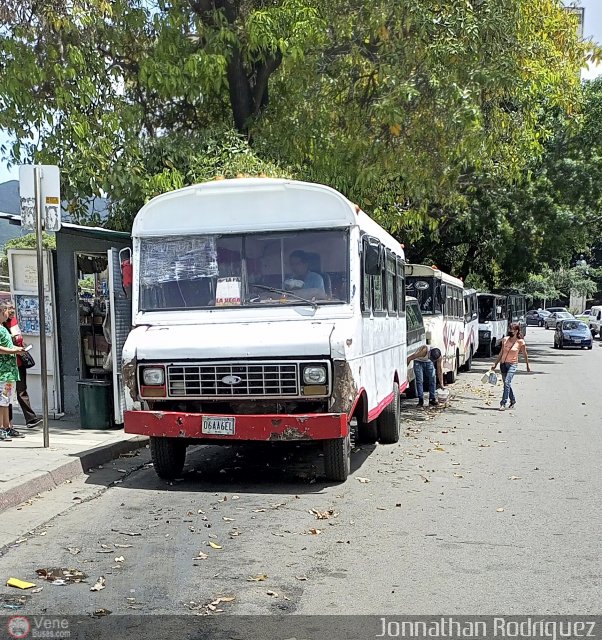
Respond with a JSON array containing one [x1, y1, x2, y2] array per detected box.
[[167, 362, 299, 398]]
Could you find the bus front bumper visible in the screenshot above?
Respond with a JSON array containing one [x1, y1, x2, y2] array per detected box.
[[124, 410, 349, 441]]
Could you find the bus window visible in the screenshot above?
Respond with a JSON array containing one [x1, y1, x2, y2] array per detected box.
[[361, 243, 372, 315], [373, 271, 384, 312], [396, 258, 405, 313], [386, 252, 396, 315]]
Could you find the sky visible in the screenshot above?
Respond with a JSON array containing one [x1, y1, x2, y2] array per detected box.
[[1, 0, 601, 183]]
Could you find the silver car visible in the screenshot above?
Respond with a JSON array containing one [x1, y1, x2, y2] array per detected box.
[[544, 311, 573, 330]]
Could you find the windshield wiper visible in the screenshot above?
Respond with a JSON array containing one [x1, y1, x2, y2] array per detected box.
[[250, 284, 318, 310]]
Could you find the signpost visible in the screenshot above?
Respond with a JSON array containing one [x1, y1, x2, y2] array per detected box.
[[19, 165, 61, 448]]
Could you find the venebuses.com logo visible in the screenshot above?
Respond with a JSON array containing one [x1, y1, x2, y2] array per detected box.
[[7, 617, 31, 639], [6, 616, 70, 639]]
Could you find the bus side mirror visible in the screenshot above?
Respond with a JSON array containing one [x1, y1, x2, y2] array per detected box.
[[364, 238, 382, 276]]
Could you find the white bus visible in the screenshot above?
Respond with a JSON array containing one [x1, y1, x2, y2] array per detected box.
[[477, 293, 508, 357], [122, 178, 408, 482], [463, 288, 479, 371], [405, 265, 467, 382]]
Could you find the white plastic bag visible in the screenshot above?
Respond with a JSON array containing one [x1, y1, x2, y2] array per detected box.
[[482, 370, 498, 385]]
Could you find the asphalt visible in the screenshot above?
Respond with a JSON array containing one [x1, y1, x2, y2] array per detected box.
[[0, 326, 599, 621]]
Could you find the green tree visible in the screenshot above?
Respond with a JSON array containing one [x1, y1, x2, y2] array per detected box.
[[0, 0, 592, 235]]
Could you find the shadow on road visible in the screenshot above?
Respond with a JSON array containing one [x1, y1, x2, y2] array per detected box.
[[82, 437, 379, 496]]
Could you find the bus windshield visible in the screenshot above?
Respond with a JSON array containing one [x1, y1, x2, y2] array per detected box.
[[406, 276, 441, 315], [138, 229, 349, 311]]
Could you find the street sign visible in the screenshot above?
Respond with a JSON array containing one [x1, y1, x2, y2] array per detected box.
[[19, 165, 61, 232], [18, 164, 61, 449]]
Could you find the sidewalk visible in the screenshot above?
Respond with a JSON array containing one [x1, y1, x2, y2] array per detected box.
[[0, 415, 148, 513]]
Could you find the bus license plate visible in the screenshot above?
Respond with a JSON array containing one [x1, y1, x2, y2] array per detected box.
[[202, 416, 236, 436]]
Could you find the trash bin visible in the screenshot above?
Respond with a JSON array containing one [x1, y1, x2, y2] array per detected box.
[[78, 379, 113, 429]]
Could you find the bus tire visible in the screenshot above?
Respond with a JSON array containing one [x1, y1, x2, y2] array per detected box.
[[446, 354, 458, 384], [150, 437, 187, 480], [378, 383, 400, 444], [357, 420, 378, 444], [464, 348, 473, 372], [323, 434, 351, 482], [405, 379, 417, 399]]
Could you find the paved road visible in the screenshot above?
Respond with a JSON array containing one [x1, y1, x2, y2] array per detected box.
[[0, 327, 600, 619]]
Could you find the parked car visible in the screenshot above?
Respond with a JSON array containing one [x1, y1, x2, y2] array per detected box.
[[553, 320, 593, 350], [545, 306, 568, 314], [405, 297, 427, 397], [544, 311, 573, 330], [589, 305, 602, 338], [526, 309, 550, 327]]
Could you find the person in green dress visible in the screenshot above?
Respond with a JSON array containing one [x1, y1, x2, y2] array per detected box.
[[0, 301, 25, 441]]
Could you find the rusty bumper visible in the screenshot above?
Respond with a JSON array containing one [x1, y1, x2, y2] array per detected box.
[[124, 411, 349, 441]]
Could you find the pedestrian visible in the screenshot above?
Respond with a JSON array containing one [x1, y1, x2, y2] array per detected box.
[[407, 345, 445, 407], [3, 302, 41, 428], [493, 321, 531, 411], [0, 301, 26, 441]]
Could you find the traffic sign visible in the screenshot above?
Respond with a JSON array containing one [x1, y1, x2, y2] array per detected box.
[[19, 165, 61, 231]]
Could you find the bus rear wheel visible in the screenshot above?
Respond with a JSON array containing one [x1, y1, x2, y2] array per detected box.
[[446, 353, 458, 384], [378, 383, 400, 444], [150, 437, 187, 480], [461, 348, 473, 372], [323, 434, 351, 482]]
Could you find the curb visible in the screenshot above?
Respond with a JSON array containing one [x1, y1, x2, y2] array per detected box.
[[0, 436, 148, 514]]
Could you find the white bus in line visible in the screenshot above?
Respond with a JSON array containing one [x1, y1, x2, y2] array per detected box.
[[463, 288, 479, 371], [477, 293, 508, 357], [122, 178, 408, 482], [405, 265, 467, 382]]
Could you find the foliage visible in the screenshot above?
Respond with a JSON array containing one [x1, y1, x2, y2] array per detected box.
[[0, 0, 592, 236]]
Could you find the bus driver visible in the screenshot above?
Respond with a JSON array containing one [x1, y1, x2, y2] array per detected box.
[[285, 250, 327, 299]]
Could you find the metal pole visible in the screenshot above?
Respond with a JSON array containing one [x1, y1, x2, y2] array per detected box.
[[34, 166, 50, 448]]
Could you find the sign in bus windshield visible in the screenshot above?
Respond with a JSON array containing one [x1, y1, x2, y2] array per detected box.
[[406, 276, 442, 315]]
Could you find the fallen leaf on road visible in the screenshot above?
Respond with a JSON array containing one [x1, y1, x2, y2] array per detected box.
[[395, 503, 401, 507], [114, 556, 125, 563], [266, 590, 278, 597], [96, 550, 113, 554], [193, 552, 208, 560], [114, 544, 133, 549], [36, 568, 87, 584], [67, 547, 81, 555], [376, 507, 387, 511], [229, 531, 241, 538], [451, 462, 461, 466], [208, 542, 222, 550], [295, 576, 308, 581], [111, 529, 141, 537], [434, 446, 445, 452], [509, 476, 522, 480], [90, 576, 106, 592], [232, 495, 240, 500], [247, 574, 268, 582], [496, 508, 505, 513], [252, 509, 266, 513], [453, 473, 464, 478], [218, 496, 228, 502], [222, 517, 234, 522], [310, 509, 335, 520], [357, 477, 370, 483], [90, 608, 111, 618], [420, 475, 430, 483], [479, 444, 490, 448], [30, 586, 43, 594], [308, 528, 322, 535]]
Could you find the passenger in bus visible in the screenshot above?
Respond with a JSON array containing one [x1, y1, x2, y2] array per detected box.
[[285, 250, 327, 299], [407, 346, 444, 407]]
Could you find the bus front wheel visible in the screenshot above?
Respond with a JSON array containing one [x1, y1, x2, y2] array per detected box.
[[323, 434, 351, 482], [150, 437, 187, 480]]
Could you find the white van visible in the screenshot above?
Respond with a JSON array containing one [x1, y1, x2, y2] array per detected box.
[[477, 293, 508, 357], [589, 305, 602, 338], [122, 178, 409, 482]]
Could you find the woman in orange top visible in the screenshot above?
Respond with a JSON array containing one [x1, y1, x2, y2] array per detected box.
[[493, 322, 531, 411]]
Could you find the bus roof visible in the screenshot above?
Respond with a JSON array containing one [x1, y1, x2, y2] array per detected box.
[[406, 264, 463, 288], [132, 178, 404, 259], [477, 292, 506, 300]]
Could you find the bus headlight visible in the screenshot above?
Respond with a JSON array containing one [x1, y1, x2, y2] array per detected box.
[[303, 366, 327, 385], [142, 367, 165, 386]]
